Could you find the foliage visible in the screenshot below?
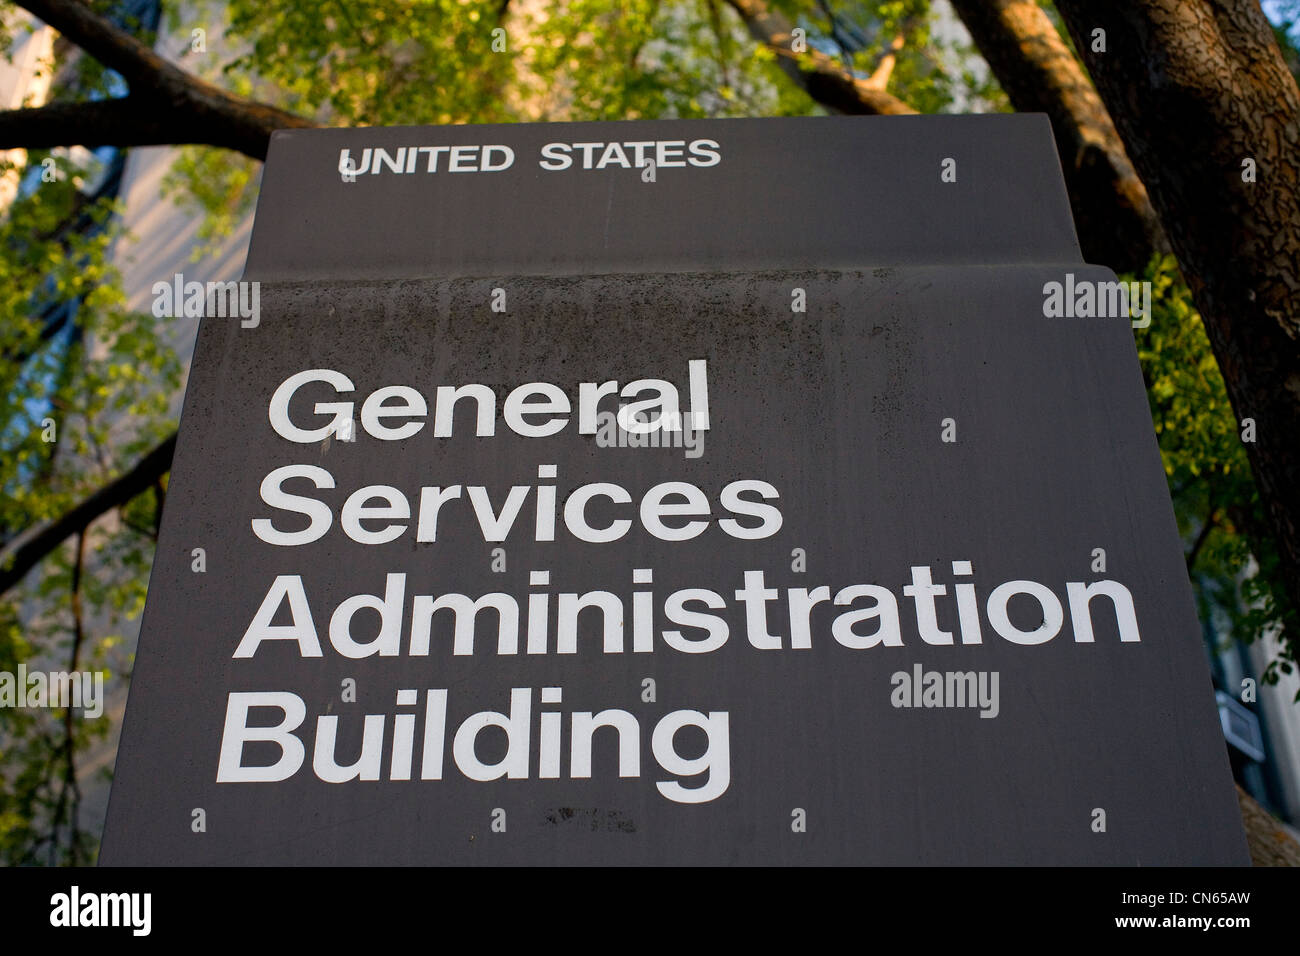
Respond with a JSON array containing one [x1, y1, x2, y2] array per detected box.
[[1266, 0, 1300, 82], [0, 142, 179, 864], [1136, 254, 1297, 696]]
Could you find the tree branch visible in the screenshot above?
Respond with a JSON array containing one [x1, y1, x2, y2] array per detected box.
[[152, 478, 165, 537], [0, 96, 275, 155], [0, 432, 176, 597], [1187, 506, 1219, 571], [862, 32, 904, 92], [19, 0, 176, 91], [723, 0, 917, 115], [946, 0, 1168, 271], [6, 0, 317, 159], [58, 529, 87, 865]]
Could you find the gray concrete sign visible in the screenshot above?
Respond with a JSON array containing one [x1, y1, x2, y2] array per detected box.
[[100, 116, 1249, 864]]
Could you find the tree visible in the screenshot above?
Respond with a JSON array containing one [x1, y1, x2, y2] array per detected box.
[[943, 0, 1167, 271], [1, 0, 1296, 863], [1049, 0, 1300, 695]]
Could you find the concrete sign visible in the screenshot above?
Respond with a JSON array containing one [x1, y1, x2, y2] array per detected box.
[[100, 116, 1249, 865]]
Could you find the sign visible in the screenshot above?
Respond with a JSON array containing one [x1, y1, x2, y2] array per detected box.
[[100, 116, 1249, 864]]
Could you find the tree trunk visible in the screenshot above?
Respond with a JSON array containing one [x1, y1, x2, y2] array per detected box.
[[1052, 0, 1300, 634], [1238, 785, 1300, 865], [947, 0, 1167, 271]]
